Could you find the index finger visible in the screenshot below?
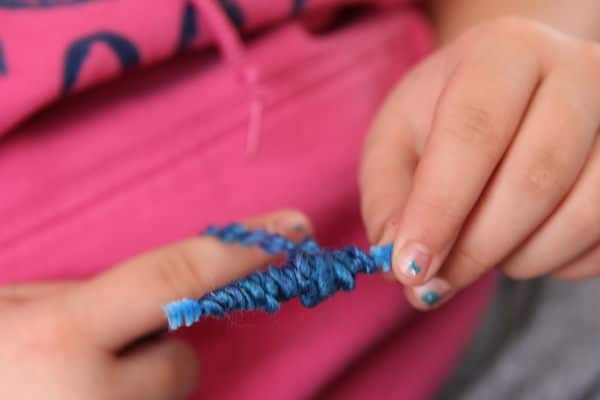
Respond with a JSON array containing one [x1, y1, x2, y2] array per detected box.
[[392, 38, 541, 286], [65, 210, 311, 350]]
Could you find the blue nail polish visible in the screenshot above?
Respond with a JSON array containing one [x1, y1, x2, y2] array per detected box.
[[420, 291, 441, 306], [292, 224, 305, 232], [408, 260, 422, 276]]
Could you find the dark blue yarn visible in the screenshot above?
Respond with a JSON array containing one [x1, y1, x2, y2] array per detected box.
[[203, 223, 320, 255], [163, 224, 393, 330]]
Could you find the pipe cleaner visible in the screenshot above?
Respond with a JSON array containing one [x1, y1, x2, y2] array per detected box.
[[163, 223, 394, 330]]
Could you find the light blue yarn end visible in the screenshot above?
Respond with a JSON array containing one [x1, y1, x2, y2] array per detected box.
[[163, 299, 203, 331], [370, 243, 393, 272]]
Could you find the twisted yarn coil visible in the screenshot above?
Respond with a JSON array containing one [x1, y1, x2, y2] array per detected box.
[[164, 224, 393, 330]]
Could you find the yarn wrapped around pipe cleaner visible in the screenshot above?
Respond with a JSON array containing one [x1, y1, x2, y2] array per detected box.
[[163, 223, 394, 330]]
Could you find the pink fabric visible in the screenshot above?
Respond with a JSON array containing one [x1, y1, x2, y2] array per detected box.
[[0, 1, 494, 399]]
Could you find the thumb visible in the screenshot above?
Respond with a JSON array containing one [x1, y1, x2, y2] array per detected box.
[[65, 210, 311, 350]]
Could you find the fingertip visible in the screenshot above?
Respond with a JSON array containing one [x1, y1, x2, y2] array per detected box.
[[261, 209, 313, 240], [392, 240, 433, 286]]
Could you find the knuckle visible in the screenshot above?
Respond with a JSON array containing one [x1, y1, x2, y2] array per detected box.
[[458, 103, 493, 139], [155, 246, 206, 299], [519, 148, 571, 198], [445, 103, 500, 154]]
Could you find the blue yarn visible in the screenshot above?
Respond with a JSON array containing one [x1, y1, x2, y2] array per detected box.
[[163, 224, 393, 330], [369, 243, 393, 272], [203, 223, 320, 255]]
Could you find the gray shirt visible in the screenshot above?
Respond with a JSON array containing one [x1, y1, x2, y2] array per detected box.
[[438, 277, 600, 400]]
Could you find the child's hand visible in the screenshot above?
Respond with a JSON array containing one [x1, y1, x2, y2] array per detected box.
[[360, 17, 600, 309], [0, 210, 310, 400]]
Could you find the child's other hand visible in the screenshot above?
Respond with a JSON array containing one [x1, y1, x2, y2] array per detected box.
[[360, 17, 600, 309], [0, 210, 310, 400]]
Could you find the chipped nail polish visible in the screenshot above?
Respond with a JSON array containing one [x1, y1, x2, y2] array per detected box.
[[395, 242, 431, 278], [408, 260, 422, 276], [420, 291, 441, 306], [412, 278, 452, 308], [292, 224, 305, 233], [274, 218, 306, 235]]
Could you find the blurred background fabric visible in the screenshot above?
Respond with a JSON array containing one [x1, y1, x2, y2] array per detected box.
[[439, 276, 600, 400]]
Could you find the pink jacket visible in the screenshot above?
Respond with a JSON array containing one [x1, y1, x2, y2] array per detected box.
[[0, 1, 493, 398]]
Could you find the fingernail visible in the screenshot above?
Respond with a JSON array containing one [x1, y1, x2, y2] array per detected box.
[[411, 278, 452, 308], [395, 241, 431, 278], [292, 223, 305, 233], [274, 215, 308, 235]]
